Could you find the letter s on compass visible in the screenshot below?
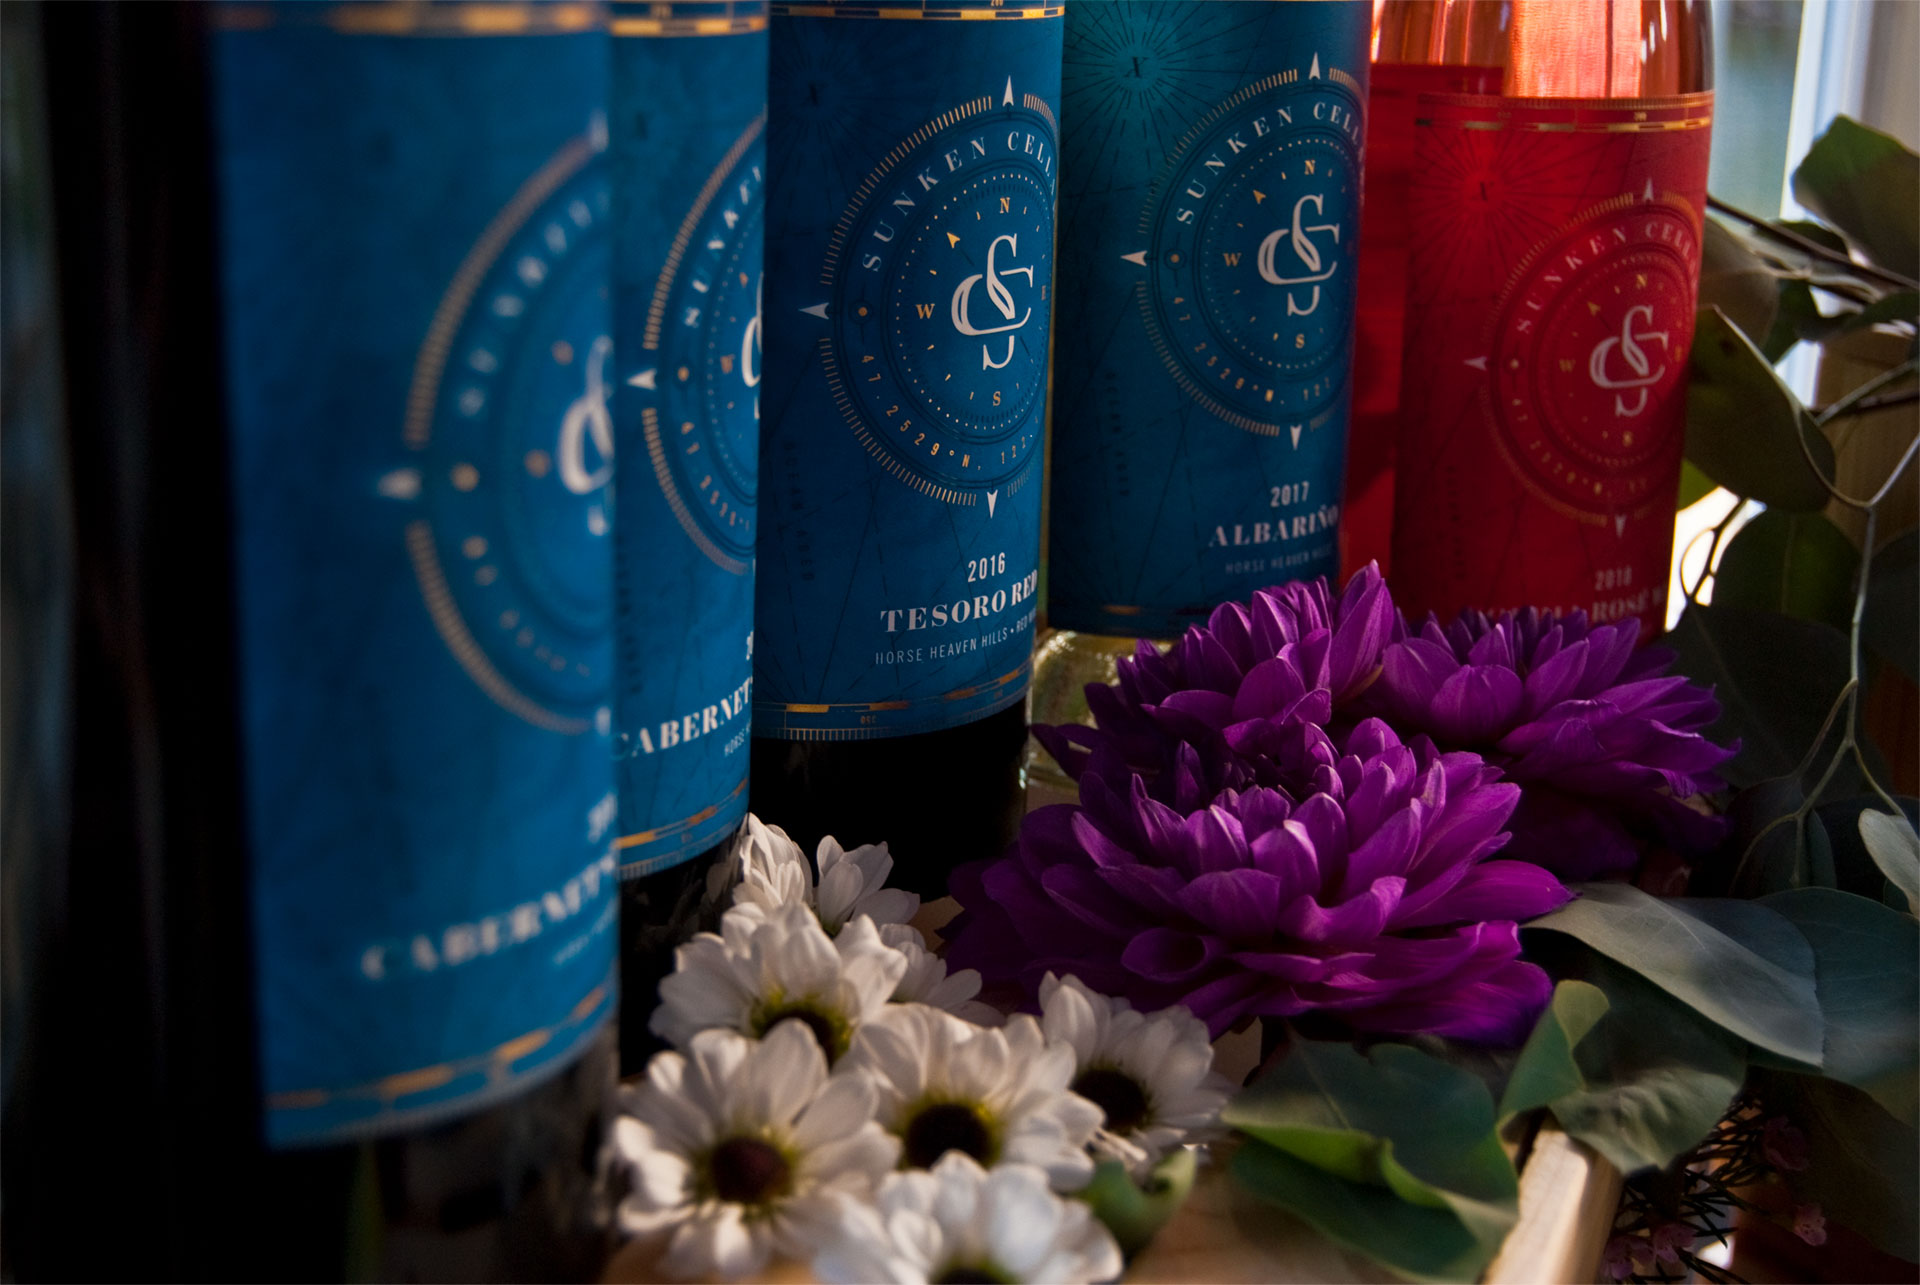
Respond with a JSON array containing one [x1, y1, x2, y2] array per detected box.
[[951, 233, 1034, 369]]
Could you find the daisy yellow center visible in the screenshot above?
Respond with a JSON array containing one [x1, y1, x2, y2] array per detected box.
[[704, 1135, 793, 1206], [1072, 1065, 1151, 1134], [750, 998, 849, 1063], [903, 1100, 997, 1169]]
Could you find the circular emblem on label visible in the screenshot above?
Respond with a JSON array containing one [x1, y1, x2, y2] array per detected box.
[[634, 119, 765, 574], [1488, 194, 1699, 522], [401, 135, 611, 735], [1143, 70, 1362, 436], [826, 86, 1056, 501]]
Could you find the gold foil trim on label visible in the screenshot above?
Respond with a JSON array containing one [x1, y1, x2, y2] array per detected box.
[[611, 2, 768, 37], [213, 2, 604, 35], [771, 1, 1062, 19], [614, 778, 750, 851]]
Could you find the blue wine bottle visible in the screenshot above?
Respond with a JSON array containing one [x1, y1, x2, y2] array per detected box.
[[751, 0, 1065, 894], [608, 0, 768, 1072]]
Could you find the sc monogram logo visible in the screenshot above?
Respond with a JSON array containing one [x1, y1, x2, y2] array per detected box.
[[950, 233, 1036, 370], [1489, 194, 1699, 521], [1256, 194, 1342, 317], [822, 81, 1056, 502], [1586, 304, 1670, 418]]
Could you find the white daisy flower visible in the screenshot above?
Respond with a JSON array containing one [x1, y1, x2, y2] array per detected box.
[[732, 815, 920, 935], [615, 1022, 899, 1280], [843, 1004, 1102, 1192], [880, 923, 1001, 1026], [1038, 973, 1232, 1176], [651, 900, 908, 1062], [812, 1152, 1123, 1285]]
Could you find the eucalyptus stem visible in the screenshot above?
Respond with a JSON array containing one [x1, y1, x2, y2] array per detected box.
[[1814, 356, 1919, 428], [1687, 501, 1748, 606], [1708, 194, 1920, 293], [1827, 387, 1920, 419]]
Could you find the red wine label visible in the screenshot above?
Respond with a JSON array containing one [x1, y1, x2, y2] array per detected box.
[[1342, 63, 1502, 582], [1391, 92, 1712, 639]]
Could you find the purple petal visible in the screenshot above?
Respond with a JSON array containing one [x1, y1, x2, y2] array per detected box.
[[1276, 878, 1404, 945], [1038, 863, 1145, 936], [1345, 959, 1554, 1045], [1179, 806, 1250, 875], [1427, 665, 1526, 745], [1337, 807, 1420, 900], [1247, 818, 1322, 904], [1232, 656, 1312, 720], [1289, 793, 1350, 871], [1392, 860, 1571, 929], [1176, 868, 1286, 940], [1122, 927, 1224, 983]]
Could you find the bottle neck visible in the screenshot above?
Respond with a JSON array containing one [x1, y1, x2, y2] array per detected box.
[[1373, 0, 1713, 98]]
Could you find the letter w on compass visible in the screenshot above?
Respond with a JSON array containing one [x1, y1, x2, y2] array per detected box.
[[951, 233, 1034, 369], [1588, 304, 1669, 416], [1257, 194, 1341, 316]]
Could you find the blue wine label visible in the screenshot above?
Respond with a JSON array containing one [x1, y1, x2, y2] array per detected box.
[[754, 1, 1063, 742], [609, 2, 766, 877], [209, 6, 617, 1149], [1047, 1, 1369, 638]]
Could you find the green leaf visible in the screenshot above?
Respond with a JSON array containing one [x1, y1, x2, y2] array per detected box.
[[1761, 887, 1919, 1124], [1496, 980, 1610, 1121], [1753, 1069, 1920, 1262], [1686, 308, 1837, 509], [1792, 116, 1920, 281], [1838, 288, 1920, 335], [1675, 459, 1718, 510], [1522, 883, 1822, 1065], [1516, 945, 1747, 1174], [1820, 795, 1920, 902], [1225, 1040, 1517, 1282], [1665, 602, 1858, 790], [1711, 510, 1860, 632], [1863, 529, 1919, 683], [1230, 1143, 1492, 1283], [1721, 777, 1837, 897], [1759, 280, 1843, 363], [1859, 809, 1920, 915], [1699, 217, 1781, 344], [1080, 1150, 1197, 1257]]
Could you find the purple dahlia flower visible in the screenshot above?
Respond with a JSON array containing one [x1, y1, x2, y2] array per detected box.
[[1371, 608, 1735, 881], [948, 719, 1570, 1044], [1036, 564, 1396, 800]]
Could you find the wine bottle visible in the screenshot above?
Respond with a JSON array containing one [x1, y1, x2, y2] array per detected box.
[[610, 0, 768, 1075], [1382, 0, 1714, 639], [4, 4, 617, 1278], [1338, 15, 1502, 581], [751, 0, 1065, 896], [607, 1, 767, 1075], [1029, 0, 1370, 796]]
